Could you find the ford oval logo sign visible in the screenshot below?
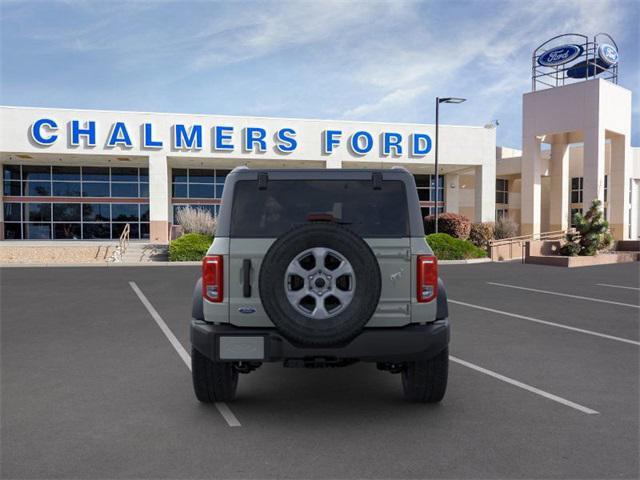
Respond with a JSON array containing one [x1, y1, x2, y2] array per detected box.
[[238, 306, 256, 314], [598, 44, 618, 66], [538, 44, 583, 67]]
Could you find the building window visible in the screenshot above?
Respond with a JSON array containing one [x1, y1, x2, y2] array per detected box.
[[171, 168, 228, 200], [2, 164, 150, 240], [570, 208, 583, 228], [496, 179, 508, 204], [414, 174, 444, 202], [496, 208, 509, 220], [171, 168, 229, 224], [570, 177, 583, 203], [420, 206, 444, 219], [2, 164, 149, 199]]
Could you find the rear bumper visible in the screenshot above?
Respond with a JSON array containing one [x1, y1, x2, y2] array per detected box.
[[190, 319, 450, 363]]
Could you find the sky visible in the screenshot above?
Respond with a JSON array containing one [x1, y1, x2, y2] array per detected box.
[[1, 0, 638, 149]]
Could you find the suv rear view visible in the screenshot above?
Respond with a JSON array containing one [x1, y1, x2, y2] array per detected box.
[[190, 168, 450, 403]]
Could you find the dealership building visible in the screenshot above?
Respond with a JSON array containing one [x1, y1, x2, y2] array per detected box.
[[0, 34, 638, 244]]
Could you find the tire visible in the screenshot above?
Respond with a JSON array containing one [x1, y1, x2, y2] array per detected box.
[[259, 223, 381, 347], [401, 347, 449, 403], [191, 348, 238, 403]]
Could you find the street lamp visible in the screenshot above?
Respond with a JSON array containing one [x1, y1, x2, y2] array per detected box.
[[434, 97, 466, 233]]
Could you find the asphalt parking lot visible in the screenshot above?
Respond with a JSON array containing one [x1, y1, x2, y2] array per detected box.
[[1, 261, 638, 479]]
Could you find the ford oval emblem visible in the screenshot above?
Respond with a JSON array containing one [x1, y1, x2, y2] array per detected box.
[[538, 44, 583, 67], [598, 44, 618, 66], [238, 306, 256, 314]]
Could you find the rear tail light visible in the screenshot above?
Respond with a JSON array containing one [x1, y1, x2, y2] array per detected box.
[[202, 255, 223, 302], [417, 255, 438, 302]]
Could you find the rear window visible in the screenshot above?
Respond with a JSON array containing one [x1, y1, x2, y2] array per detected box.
[[230, 179, 409, 238]]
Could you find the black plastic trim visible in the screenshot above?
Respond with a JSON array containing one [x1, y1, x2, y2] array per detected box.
[[436, 277, 448, 320], [242, 259, 252, 297], [191, 320, 450, 363], [191, 278, 204, 320]]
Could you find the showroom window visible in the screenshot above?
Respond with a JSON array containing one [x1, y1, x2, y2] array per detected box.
[[171, 168, 229, 224], [3, 164, 149, 240], [413, 174, 444, 202], [2, 164, 149, 198]]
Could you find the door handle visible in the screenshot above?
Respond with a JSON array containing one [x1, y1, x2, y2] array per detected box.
[[242, 259, 252, 297]]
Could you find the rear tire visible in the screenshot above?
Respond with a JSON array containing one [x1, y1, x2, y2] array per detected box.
[[192, 348, 238, 402], [401, 347, 448, 403]]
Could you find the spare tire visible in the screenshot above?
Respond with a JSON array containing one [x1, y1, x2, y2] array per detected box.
[[259, 223, 381, 347]]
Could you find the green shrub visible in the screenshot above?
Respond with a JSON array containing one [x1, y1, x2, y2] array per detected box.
[[169, 233, 213, 261], [424, 213, 471, 240], [560, 199, 613, 256], [469, 222, 495, 249], [426, 233, 487, 260]]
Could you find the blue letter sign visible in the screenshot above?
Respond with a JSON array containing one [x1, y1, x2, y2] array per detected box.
[[30, 118, 58, 145]]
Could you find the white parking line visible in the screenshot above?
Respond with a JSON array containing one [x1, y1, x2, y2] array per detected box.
[[129, 281, 241, 427], [487, 282, 640, 309], [450, 356, 599, 415], [449, 299, 640, 346], [596, 283, 640, 291]]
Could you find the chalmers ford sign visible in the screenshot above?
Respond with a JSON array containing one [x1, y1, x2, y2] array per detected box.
[[29, 118, 434, 157]]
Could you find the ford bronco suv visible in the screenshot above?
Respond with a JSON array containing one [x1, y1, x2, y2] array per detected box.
[[190, 167, 450, 403]]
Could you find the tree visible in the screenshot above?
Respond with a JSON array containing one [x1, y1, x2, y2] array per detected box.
[[560, 199, 613, 256]]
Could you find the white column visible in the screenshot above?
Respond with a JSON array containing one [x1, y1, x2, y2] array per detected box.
[[609, 134, 631, 240], [582, 126, 605, 211], [549, 134, 570, 232], [521, 135, 542, 236], [445, 173, 459, 213], [474, 163, 495, 223], [148, 153, 170, 244]]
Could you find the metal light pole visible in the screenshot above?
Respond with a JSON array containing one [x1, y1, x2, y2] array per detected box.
[[434, 97, 466, 233]]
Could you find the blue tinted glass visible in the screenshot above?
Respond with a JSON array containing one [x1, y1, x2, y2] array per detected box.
[[139, 168, 149, 182], [83, 223, 110, 239], [3, 181, 21, 196], [52, 182, 81, 196], [4, 203, 21, 221], [189, 169, 215, 183], [4, 222, 22, 239], [111, 167, 138, 181], [112, 204, 139, 221], [83, 203, 110, 221], [112, 222, 139, 239], [53, 203, 81, 221], [215, 185, 224, 198], [188, 183, 215, 198], [140, 204, 149, 221], [26, 181, 51, 196], [140, 222, 149, 239], [82, 167, 109, 181], [418, 189, 429, 201], [216, 170, 230, 183], [22, 165, 51, 181], [140, 183, 149, 197], [52, 166, 80, 181], [24, 223, 51, 239], [54, 223, 81, 239], [82, 182, 109, 197], [172, 183, 187, 198], [25, 203, 51, 221], [111, 183, 138, 197], [3, 165, 21, 181], [172, 169, 187, 183]]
